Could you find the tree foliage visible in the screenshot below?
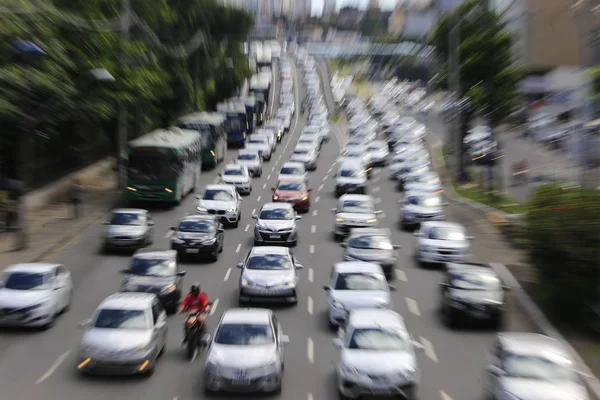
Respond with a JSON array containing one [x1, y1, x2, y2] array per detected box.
[[524, 184, 600, 321]]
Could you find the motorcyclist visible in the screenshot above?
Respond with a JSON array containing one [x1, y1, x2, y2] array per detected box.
[[180, 283, 209, 343]]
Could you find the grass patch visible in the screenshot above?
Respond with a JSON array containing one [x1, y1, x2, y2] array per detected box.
[[331, 112, 341, 123], [454, 185, 528, 214]]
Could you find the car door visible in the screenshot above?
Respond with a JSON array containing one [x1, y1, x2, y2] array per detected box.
[[271, 315, 284, 362], [486, 339, 503, 395], [151, 301, 168, 351], [56, 265, 72, 308], [51, 267, 66, 310]]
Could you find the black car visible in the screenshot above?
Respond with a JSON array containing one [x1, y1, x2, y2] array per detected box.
[[170, 215, 224, 261], [439, 263, 510, 328], [341, 228, 400, 279], [119, 249, 186, 314]]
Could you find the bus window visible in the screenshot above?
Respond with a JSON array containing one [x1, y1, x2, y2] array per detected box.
[[128, 150, 180, 181]]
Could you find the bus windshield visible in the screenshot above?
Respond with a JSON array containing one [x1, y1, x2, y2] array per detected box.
[[179, 123, 213, 148], [128, 149, 180, 181]]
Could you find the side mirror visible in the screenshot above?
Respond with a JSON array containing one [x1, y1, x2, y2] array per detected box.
[[119, 269, 130, 274], [413, 232, 422, 237], [252, 215, 258, 219], [307, 188, 313, 192], [438, 282, 450, 288], [200, 334, 211, 346], [388, 285, 397, 291], [374, 210, 383, 215], [236, 263, 243, 269], [411, 340, 425, 351], [332, 338, 344, 349], [467, 236, 475, 241], [169, 226, 176, 230], [148, 221, 155, 226], [178, 271, 187, 276], [340, 243, 347, 248], [296, 264, 304, 269], [486, 365, 507, 377], [217, 228, 224, 233], [502, 285, 511, 291], [271, 187, 276, 191], [295, 215, 302, 220], [281, 335, 290, 345], [78, 319, 92, 328], [393, 245, 401, 249], [330, 208, 337, 213], [102, 221, 110, 225], [323, 285, 330, 291]]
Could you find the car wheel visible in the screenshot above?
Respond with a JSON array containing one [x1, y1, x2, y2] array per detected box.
[[337, 389, 351, 400], [443, 304, 457, 328], [238, 295, 247, 306], [42, 313, 56, 331], [333, 233, 342, 241], [210, 250, 218, 263]]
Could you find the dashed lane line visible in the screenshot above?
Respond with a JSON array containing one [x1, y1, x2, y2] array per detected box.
[[223, 268, 231, 281], [209, 298, 219, 316], [373, 186, 380, 193], [318, 184, 324, 191], [420, 336, 439, 363], [262, 183, 266, 189], [35, 350, 71, 385], [440, 391, 453, 400], [315, 196, 320, 203], [395, 269, 407, 282], [307, 296, 313, 315], [267, 174, 271, 180], [164, 230, 174, 238], [307, 338, 314, 364], [308, 393, 314, 400], [244, 224, 250, 232], [235, 243, 241, 253], [380, 212, 386, 218], [322, 175, 328, 181], [252, 208, 256, 215], [374, 197, 382, 204], [406, 298, 421, 316], [257, 195, 261, 202], [312, 210, 318, 216], [308, 268, 314, 282], [311, 225, 316, 233], [373, 177, 380, 183], [309, 245, 315, 254]]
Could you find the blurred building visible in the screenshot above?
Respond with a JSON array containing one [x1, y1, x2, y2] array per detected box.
[[388, 7, 406, 37], [322, 0, 337, 20], [401, 8, 436, 39], [281, 0, 292, 18], [572, 0, 600, 67], [367, 0, 381, 12], [435, 0, 465, 15], [291, 0, 311, 21], [337, 7, 365, 30]]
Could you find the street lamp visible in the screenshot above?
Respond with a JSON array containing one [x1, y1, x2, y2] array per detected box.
[[10, 40, 115, 250]]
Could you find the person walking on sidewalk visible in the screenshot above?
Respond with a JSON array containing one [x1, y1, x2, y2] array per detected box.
[[70, 178, 84, 219]]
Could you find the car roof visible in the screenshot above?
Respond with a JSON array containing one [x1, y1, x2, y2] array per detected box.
[[420, 221, 464, 230], [99, 292, 156, 310], [112, 208, 146, 214], [204, 184, 235, 191], [294, 144, 314, 150], [333, 261, 384, 274], [220, 308, 272, 325], [281, 161, 304, 168], [349, 228, 390, 237], [261, 202, 293, 210], [4, 263, 60, 274], [497, 333, 571, 360], [250, 246, 290, 256], [347, 309, 406, 330], [339, 194, 372, 202]]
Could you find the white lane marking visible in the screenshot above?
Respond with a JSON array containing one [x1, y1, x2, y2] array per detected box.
[[312, 210, 318, 216], [374, 197, 382, 204], [373, 186, 380, 193], [262, 183, 266, 189], [212, 176, 220, 184], [308, 393, 314, 400], [406, 298, 421, 316], [35, 350, 71, 384], [322, 175, 328, 181], [173, 397, 178, 400], [420, 336, 439, 363], [244, 224, 250, 232], [271, 166, 275, 172], [235, 243, 241, 253], [307, 296, 313, 315], [267, 174, 271, 180], [209, 298, 220, 316], [317, 184, 324, 191], [309, 245, 315, 254], [373, 177, 380, 183], [252, 208, 256, 215], [164, 230, 174, 238], [311, 225, 316, 233], [224, 268, 231, 281], [315, 196, 320, 203], [257, 195, 261, 202], [307, 338, 314, 364], [395, 269, 407, 282], [440, 391, 453, 400], [308, 268, 314, 282], [327, 167, 333, 173]]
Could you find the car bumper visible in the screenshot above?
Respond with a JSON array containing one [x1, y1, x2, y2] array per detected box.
[[204, 371, 281, 393], [202, 211, 239, 224], [449, 302, 504, 321], [239, 286, 296, 302], [0, 309, 54, 327], [417, 251, 468, 264], [334, 223, 375, 237], [104, 238, 146, 249], [172, 242, 219, 257], [76, 352, 156, 375], [254, 229, 297, 244], [338, 375, 417, 400]]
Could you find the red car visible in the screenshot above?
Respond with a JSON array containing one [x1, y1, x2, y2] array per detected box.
[[271, 179, 312, 212]]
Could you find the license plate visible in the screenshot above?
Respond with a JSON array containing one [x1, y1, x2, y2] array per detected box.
[[185, 248, 200, 253], [145, 194, 156, 198], [232, 377, 250, 385], [270, 234, 281, 239], [370, 386, 391, 393], [260, 290, 271, 295]]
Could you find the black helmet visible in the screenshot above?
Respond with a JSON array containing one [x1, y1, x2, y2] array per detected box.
[[191, 283, 200, 293]]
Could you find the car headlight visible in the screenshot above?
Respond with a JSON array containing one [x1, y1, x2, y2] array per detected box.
[[241, 279, 253, 287], [419, 246, 432, 252], [205, 361, 219, 373], [301, 195, 309, 201], [398, 368, 418, 382], [160, 284, 177, 294], [202, 237, 217, 245], [227, 208, 236, 213], [283, 281, 296, 287], [366, 219, 377, 224], [273, 195, 279, 201], [336, 217, 344, 222], [332, 301, 345, 310], [171, 235, 184, 244], [341, 365, 361, 376], [197, 206, 207, 212]]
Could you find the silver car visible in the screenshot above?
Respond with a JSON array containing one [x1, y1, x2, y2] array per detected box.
[[290, 144, 318, 171], [332, 194, 381, 240], [245, 134, 272, 161], [197, 184, 242, 227], [220, 164, 252, 195], [237, 246, 303, 305], [403, 171, 443, 194], [399, 191, 447, 230], [253, 203, 301, 246], [342, 228, 399, 279], [366, 140, 390, 166], [102, 209, 155, 252], [76, 293, 168, 376], [414, 221, 473, 264], [236, 149, 263, 177], [278, 161, 307, 182], [485, 333, 589, 400], [333, 309, 424, 399], [201, 308, 290, 394]]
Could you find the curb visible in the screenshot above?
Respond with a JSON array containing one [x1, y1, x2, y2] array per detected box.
[[491, 263, 600, 399]]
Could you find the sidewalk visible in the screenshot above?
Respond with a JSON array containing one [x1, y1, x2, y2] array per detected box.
[[0, 170, 122, 268]]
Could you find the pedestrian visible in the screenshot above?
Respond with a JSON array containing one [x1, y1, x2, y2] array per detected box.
[[70, 178, 84, 219]]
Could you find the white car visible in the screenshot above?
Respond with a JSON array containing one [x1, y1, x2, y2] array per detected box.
[[236, 149, 262, 177], [264, 120, 284, 142], [366, 140, 389, 166], [335, 162, 368, 197], [399, 191, 447, 230], [278, 161, 307, 182], [414, 221, 473, 264], [332, 194, 381, 240], [220, 164, 252, 195], [256, 129, 277, 153], [201, 308, 290, 394], [333, 309, 423, 399], [0, 263, 73, 328], [338, 150, 373, 176], [296, 135, 321, 153], [299, 129, 323, 147], [324, 261, 394, 327], [245, 134, 272, 161], [403, 171, 443, 194], [485, 333, 589, 400], [290, 144, 318, 170], [197, 184, 242, 227]]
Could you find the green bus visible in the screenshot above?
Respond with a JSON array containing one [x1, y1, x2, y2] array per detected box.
[[177, 112, 228, 169], [126, 128, 202, 204]]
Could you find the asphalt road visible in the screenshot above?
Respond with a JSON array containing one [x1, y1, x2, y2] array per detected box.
[[0, 60, 537, 400]]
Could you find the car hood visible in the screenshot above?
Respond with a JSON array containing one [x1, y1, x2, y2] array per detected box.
[[405, 182, 443, 192], [82, 328, 152, 351], [403, 205, 444, 214], [346, 247, 394, 261], [0, 288, 53, 308], [200, 200, 236, 210], [123, 275, 175, 289], [330, 290, 390, 309], [502, 379, 587, 400], [243, 269, 296, 286], [420, 239, 468, 249], [290, 154, 313, 162], [175, 231, 215, 241], [369, 150, 388, 159], [336, 212, 376, 222], [448, 288, 504, 304], [256, 219, 296, 231], [275, 190, 307, 199], [237, 160, 260, 167], [208, 343, 277, 368], [105, 225, 146, 237], [221, 176, 249, 184], [341, 350, 415, 374], [278, 173, 305, 181], [336, 177, 366, 185]]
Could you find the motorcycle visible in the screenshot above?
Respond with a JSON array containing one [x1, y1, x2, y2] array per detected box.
[[183, 303, 211, 360]]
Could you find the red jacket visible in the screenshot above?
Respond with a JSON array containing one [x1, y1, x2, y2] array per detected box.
[[180, 292, 209, 313]]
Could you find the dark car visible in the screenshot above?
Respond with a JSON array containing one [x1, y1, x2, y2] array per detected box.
[[272, 179, 312, 213], [438, 263, 510, 328], [341, 228, 399, 279], [170, 214, 224, 261], [119, 249, 186, 313]]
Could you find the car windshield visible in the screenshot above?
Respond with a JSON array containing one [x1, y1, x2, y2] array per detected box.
[[367, 144, 383, 151], [334, 272, 387, 290], [294, 149, 309, 155], [339, 169, 360, 178], [345, 152, 362, 158], [278, 182, 306, 191], [214, 323, 274, 345], [428, 227, 465, 241], [203, 189, 234, 201], [246, 254, 293, 270], [340, 200, 372, 213], [110, 212, 144, 225], [503, 353, 576, 381], [349, 235, 393, 250], [93, 309, 148, 329], [178, 220, 214, 233], [248, 138, 266, 144], [349, 328, 407, 350], [224, 168, 244, 176], [280, 167, 302, 175], [450, 272, 501, 290], [238, 153, 258, 160], [259, 208, 294, 220], [3, 272, 51, 290], [129, 257, 175, 277]]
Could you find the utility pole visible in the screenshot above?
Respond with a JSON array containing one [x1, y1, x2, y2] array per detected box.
[[117, 0, 131, 189]]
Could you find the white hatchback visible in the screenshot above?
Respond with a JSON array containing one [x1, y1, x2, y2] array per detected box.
[[414, 221, 473, 264]]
